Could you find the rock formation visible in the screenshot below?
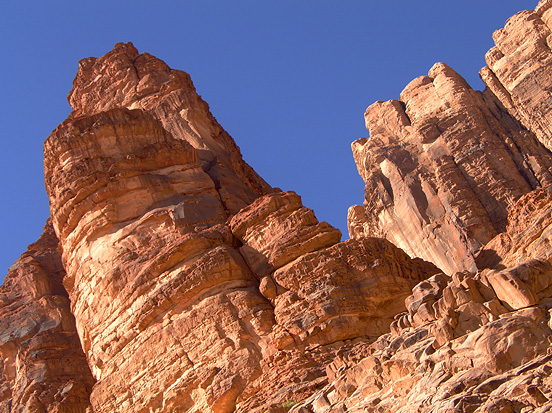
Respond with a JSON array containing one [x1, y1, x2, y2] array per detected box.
[[348, 61, 552, 276], [3, 1, 552, 412], [0, 221, 94, 412], [2, 41, 437, 412]]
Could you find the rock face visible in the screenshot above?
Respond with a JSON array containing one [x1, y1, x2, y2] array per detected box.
[[348, 62, 552, 275], [296, 190, 552, 411], [3, 1, 552, 412], [295, 264, 552, 412], [481, 0, 552, 153], [38, 43, 438, 412], [0, 221, 94, 412], [68, 42, 272, 215]]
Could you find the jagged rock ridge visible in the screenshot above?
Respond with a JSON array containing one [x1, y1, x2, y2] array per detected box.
[[2, 1, 552, 412]]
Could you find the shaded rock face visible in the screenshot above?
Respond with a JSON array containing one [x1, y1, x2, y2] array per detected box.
[[0, 221, 94, 412], [478, 186, 552, 270]]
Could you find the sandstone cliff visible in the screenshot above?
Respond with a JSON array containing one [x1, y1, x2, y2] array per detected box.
[[2, 1, 552, 412], [348, 2, 552, 277], [1, 42, 438, 412]]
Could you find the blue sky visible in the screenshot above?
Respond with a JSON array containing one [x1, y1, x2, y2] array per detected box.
[[0, 1, 539, 281]]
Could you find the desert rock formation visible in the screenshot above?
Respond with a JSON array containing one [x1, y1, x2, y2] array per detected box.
[[348, 61, 552, 275], [3, 1, 552, 412], [2, 41, 438, 412], [0, 221, 94, 412]]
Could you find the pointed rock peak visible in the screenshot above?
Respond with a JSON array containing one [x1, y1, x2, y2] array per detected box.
[[68, 42, 194, 116]]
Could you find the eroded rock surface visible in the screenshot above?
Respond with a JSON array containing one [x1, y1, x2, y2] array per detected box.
[[349, 58, 552, 275], [4, 1, 552, 411], [44, 105, 273, 412], [478, 185, 552, 270], [230, 191, 439, 352], [481, 0, 552, 153], [0, 221, 94, 412], [68, 42, 272, 214], [38, 44, 438, 412], [294, 263, 552, 412]]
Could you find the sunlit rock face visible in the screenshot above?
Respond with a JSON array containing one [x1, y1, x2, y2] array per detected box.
[[43, 105, 274, 412], [39, 44, 437, 412], [229, 191, 439, 351], [4, 1, 552, 412], [349, 61, 552, 275], [68, 42, 272, 215], [297, 186, 552, 412], [481, 1, 552, 153]]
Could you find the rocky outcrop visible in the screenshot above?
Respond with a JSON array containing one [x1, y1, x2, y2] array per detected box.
[[68, 42, 272, 215], [229, 191, 439, 352], [3, 1, 552, 412], [0, 221, 94, 412], [349, 1, 552, 277], [478, 185, 552, 270], [44, 105, 272, 412], [349, 55, 552, 276], [294, 262, 552, 412], [37, 44, 439, 412], [481, 0, 552, 153], [297, 186, 552, 411]]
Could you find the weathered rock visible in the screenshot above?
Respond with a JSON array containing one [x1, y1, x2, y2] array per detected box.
[[39, 44, 442, 412], [5, 1, 552, 411], [68, 42, 272, 214], [294, 260, 552, 413], [230, 191, 342, 276], [349, 62, 552, 275], [481, 1, 552, 153], [270, 238, 438, 349], [44, 106, 276, 412], [230, 191, 439, 350], [0, 221, 94, 412], [478, 186, 552, 269]]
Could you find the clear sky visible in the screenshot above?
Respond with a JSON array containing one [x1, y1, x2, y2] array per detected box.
[[0, 1, 539, 282]]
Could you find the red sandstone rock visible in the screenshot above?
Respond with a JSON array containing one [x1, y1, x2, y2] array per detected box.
[[44, 107, 273, 412], [40, 45, 439, 412], [349, 60, 552, 275], [0, 221, 94, 412], [68, 42, 272, 215], [4, 1, 552, 411], [478, 186, 552, 270], [294, 259, 552, 412], [481, 2, 552, 153]]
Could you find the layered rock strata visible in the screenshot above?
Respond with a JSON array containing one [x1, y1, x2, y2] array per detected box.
[[478, 185, 552, 270], [481, 0, 552, 153], [0, 221, 94, 412], [44, 106, 272, 412], [295, 189, 552, 411], [37, 44, 438, 412], [349, 58, 552, 275], [229, 191, 439, 352], [68, 42, 272, 214], [297, 184, 552, 412], [3, 1, 552, 411], [294, 262, 552, 413]]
